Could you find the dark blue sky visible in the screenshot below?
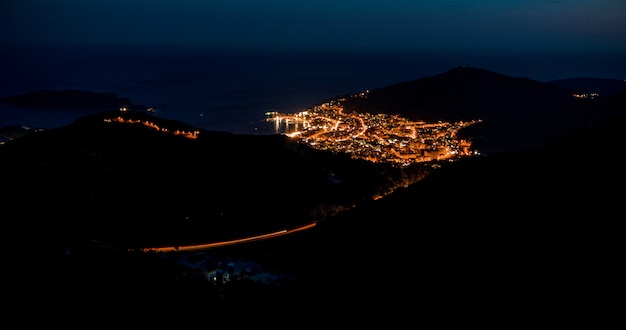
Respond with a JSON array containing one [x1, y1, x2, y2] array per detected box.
[[3, 0, 626, 54]]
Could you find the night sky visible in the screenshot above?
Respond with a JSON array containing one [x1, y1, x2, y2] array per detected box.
[[3, 0, 626, 55]]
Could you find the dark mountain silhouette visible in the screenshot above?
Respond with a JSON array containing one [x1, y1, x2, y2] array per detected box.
[[3, 68, 625, 327], [338, 66, 569, 120], [337, 66, 623, 153], [0, 110, 426, 250]]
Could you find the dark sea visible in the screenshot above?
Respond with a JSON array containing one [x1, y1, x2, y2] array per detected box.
[[1, 44, 624, 134]]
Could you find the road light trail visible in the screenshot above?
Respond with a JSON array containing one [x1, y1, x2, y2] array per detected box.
[[135, 222, 317, 253]]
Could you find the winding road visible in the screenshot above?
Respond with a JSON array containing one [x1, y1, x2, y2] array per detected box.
[[136, 221, 317, 253]]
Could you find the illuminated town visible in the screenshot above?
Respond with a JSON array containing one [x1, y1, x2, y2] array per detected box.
[[104, 98, 482, 167], [266, 92, 482, 167]]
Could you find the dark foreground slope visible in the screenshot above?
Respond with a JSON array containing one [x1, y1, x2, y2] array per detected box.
[[4, 110, 623, 329], [246, 100, 626, 323], [0, 110, 428, 327], [1, 110, 420, 250]]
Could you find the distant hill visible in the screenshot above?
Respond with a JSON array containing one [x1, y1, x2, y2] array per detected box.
[[336, 66, 626, 153], [340, 66, 567, 120]]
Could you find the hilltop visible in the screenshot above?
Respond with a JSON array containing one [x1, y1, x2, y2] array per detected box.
[[337, 66, 626, 153]]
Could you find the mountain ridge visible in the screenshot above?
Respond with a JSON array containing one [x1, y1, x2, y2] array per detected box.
[[335, 66, 625, 153], [1, 110, 426, 249]]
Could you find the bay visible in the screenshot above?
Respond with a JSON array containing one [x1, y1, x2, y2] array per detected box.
[[1, 44, 624, 133]]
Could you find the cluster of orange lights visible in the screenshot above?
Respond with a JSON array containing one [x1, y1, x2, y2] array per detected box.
[[104, 116, 200, 139], [573, 92, 599, 99]]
